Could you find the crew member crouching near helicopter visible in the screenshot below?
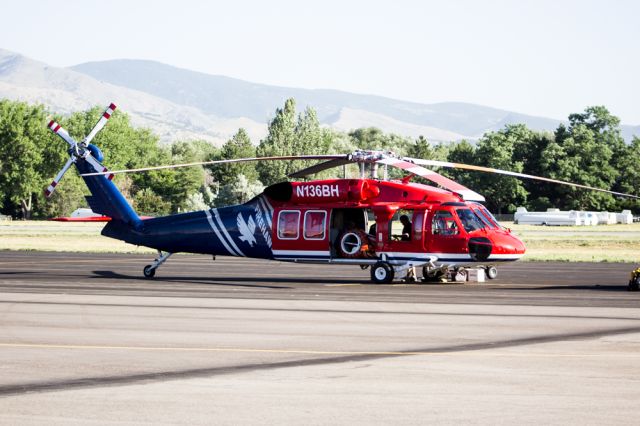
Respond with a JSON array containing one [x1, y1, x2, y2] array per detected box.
[[629, 267, 640, 291]]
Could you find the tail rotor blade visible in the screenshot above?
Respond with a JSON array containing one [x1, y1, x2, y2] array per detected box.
[[83, 154, 114, 181], [47, 121, 78, 147], [407, 158, 640, 200], [44, 157, 75, 197], [83, 103, 116, 145]]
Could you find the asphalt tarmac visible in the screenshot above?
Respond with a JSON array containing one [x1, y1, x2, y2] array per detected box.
[[1, 251, 639, 425]]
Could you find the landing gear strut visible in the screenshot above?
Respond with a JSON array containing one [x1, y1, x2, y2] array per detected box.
[[143, 251, 173, 278]]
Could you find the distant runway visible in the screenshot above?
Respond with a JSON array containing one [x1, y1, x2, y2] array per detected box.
[[1, 252, 639, 424]]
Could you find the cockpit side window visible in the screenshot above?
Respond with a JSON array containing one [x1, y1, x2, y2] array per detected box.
[[455, 208, 485, 233], [432, 211, 459, 236]]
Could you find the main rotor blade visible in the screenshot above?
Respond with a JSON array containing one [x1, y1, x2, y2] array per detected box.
[[83, 103, 116, 146], [377, 158, 485, 202], [44, 157, 75, 197], [408, 158, 640, 199], [48, 120, 78, 147], [79, 155, 344, 177], [288, 157, 351, 178]]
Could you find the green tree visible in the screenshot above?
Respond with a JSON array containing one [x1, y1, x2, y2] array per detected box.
[[256, 98, 297, 185], [165, 141, 205, 212], [133, 188, 170, 216], [569, 106, 627, 199], [539, 113, 618, 210], [348, 127, 411, 154], [291, 107, 336, 179], [407, 136, 435, 159], [210, 128, 257, 185], [0, 100, 53, 219], [500, 125, 554, 210], [615, 136, 640, 211], [473, 130, 528, 213], [445, 139, 476, 181], [256, 99, 342, 184], [215, 174, 265, 206], [446, 132, 527, 214]]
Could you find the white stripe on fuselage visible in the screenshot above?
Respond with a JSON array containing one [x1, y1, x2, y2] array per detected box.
[[381, 252, 523, 262], [205, 209, 240, 256], [259, 196, 274, 228], [212, 208, 245, 257]]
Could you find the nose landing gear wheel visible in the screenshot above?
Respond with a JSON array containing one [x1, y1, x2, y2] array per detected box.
[[371, 261, 394, 284], [143, 265, 156, 278]]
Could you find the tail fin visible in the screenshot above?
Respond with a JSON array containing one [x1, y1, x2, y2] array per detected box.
[[46, 104, 142, 230], [79, 160, 141, 229]]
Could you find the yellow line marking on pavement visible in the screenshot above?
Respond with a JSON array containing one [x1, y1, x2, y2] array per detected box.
[[0, 343, 635, 358]]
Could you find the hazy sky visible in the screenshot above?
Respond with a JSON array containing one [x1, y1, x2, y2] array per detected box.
[[2, 0, 639, 123]]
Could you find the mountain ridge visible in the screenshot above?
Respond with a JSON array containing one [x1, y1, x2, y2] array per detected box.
[[72, 58, 568, 138], [0, 49, 266, 144], [0, 48, 637, 144]]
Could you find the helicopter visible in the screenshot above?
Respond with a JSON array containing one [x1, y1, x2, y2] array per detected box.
[[45, 103, 640, 284]]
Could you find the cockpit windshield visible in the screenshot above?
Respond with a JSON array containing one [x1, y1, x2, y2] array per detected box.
[[455, 208, 485, 233], [472, 210, 494, 229], [476, 205, 501, 229]]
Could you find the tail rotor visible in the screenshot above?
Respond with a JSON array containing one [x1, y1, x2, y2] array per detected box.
[[44, 103, 116, 197]]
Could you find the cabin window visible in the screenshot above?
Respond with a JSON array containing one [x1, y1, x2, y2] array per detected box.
[[304, 210, 326, 240], [432, 210, 459, 236], [277, 210, 300, 239]]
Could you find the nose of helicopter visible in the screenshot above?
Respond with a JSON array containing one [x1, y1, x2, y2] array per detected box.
[[490, 230, 526, 258]]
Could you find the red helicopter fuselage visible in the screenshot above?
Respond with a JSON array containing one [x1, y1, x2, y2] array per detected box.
[[263, 178, 525, 267]]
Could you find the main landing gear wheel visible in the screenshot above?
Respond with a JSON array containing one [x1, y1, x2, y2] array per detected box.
[[371, 261, 394, 284], [486, 266, 498, 280], [143, 265, 156, 278]]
